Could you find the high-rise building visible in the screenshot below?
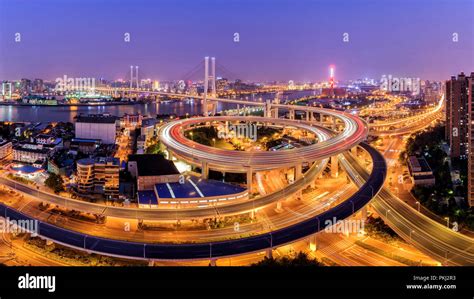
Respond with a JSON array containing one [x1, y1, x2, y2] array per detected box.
[[75, 114, 118, 144], [445, 72, 470, 159], [0, 139, 13, 162], [20, 78, 31, 95], [33, 79, 44, 93], [76, 157, 120, 199], [152, 80, 160, 91], [466, 73, 474, 207], [446, 72, 474, 207], [1, 82, 13, 99]]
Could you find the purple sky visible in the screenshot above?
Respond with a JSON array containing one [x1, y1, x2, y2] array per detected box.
[[0, 0, 473, 82]]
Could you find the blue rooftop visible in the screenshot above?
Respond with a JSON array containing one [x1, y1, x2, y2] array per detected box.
[[10, 164, 42, 174], [137, 191, 158, 205], [191, 177, 246, 197], [155, 177, 246, 199]]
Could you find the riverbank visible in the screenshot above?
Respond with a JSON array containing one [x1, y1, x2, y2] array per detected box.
[[0, 101, 146, 107]]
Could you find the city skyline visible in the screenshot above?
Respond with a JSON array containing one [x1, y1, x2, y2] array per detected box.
[[0, 0, 473, 82]]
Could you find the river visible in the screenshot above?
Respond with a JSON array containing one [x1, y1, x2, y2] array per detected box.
[[0, 90, 319, 123]]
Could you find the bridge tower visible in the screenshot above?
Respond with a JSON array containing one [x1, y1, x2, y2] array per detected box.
[[130, 66, 139, 91], [203, 56, 217, 116]]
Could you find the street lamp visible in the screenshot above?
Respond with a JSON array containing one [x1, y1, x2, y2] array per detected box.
[[409, 230, 415, 242], [385, 209, 391, 218], [415, 201, 420, 212]]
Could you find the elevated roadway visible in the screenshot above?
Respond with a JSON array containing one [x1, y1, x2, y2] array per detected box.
[[0, 143, 386, 260], [343, 150, 474, 265]]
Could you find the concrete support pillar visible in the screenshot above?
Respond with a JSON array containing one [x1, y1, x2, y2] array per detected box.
[[330, 156, 339, 178], [246, 168, 253, 193], [209, 258, 217, 266], [310, 112, 315, 122], [148, 260, 155, 267], [361, 206, 368, 221], [309, 234, 318, 251], [320, 113, 324, 124], [332, 116, 337, 130], [295, 163, 303, 180], [306, 111, 310, 121], [265, 248, 273, 259], [265, 100, 272, 118], [273, 98, 280, 119], [201, 162, 209, 179], [289, 109, 295, 120]]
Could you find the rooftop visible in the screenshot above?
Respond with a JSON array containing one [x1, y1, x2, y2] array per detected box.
[[0, 139, 11, 147], [77, 157, 119, 166], [71, 138, 102, 144], [138, 190, 158, 206], [155, 176, 246, 199], [408, 155, 432, 173], [75, 114, 118, 124], [142, 118, 158, 127], [128, 154, 180, 177]]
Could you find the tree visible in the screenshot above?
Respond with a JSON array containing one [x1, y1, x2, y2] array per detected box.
[[252, 252, 323, 266], [145, 143, 165, 155], [45, 173, 65, 194]]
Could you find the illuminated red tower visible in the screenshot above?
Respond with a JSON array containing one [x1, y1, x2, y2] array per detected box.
[[329, 65, 335, 97]]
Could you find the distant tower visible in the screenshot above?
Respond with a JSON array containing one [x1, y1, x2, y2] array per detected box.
[[135, 66, 139, 89], [329, 65, 335, 97], [130, 66, 134, 90], [130, 66, 139, 90], [203, 56, 216, 116]]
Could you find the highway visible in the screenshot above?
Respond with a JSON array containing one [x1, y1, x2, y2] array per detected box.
[[1, 176, 356, 244], [369, 95, 444, 136], [0, 142, 386, 260], [0, 110, 363, 220], [342, 149, 474, 265], [0, 157, 328, 220]]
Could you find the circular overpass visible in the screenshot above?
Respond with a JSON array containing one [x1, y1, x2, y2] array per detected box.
[[160, 113, 368, 172]]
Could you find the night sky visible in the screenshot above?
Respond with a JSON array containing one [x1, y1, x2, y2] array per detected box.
[[0, 0, 473, 82]]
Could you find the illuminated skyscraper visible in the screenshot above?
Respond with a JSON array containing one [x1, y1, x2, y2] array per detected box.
[[445, 73, 470, 159], [446, 72, 474, 207], [466, 72, 474, 207]]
